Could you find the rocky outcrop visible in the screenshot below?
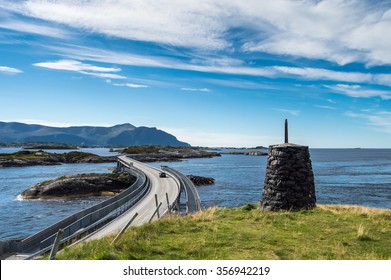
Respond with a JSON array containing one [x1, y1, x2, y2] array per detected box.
[[260, 143, 316, 211], [0, 151, 117, 168], [20, 172, 136, 199], [123, 149, 221, 163], [187, 175, 215, 186], [221, 151, 267, 156]]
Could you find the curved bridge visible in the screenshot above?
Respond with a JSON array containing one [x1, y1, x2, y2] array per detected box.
[[161, 166, 202, 212], [1, 155, 202, 259], [84, 156, 183, 240]]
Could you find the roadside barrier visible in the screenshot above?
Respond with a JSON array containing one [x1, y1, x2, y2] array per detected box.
[[161, 167, 202, 212], [19, 167, 150, 256]]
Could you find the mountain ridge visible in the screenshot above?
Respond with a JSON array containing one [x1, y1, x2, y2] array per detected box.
[[0, 121, 190, 147]]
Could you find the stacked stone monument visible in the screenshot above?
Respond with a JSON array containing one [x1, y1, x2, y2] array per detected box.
[[260, 120, 316, 211]]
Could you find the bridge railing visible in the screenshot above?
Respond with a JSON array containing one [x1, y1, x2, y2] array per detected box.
[[120, 156, 182, 217], [37, 171, 150, 251], [20, 167, 149, 254], [161, 166, 202, 213]]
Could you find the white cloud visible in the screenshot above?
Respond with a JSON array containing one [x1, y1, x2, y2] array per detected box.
[[34, 59, 120, 73], [0, 19, 70, 38], [33, 59, 126, 79], [45, 44, 277, 77], [315, 105, 336, 110], [276, 109, 300, 116], [79, 71, 126, 80], [113, 83, 149, 88], [45, 44, 391, 87], [272, 66, 371, 83], [345, 111, 391, 133], [2, 0, 229, 50], [2, 0, 391, 66], [0, 66, 22, 74], [238, 0, 391, 66], [180, 87, 210, 92], [326, 84, 391, 100]]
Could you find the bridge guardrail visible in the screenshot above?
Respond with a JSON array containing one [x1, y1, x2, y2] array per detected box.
[[26, 179, 152, 259], [20, 166, 149, 254], [161, 166, 202, 213], [121, 157, 182, 217], [37, 176, 151, 251]]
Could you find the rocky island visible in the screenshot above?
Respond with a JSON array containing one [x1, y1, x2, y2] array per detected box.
[[0, 146, 221, 168], [20, 172, 136, 199], [118, 146, 221, 162], [20, 172, 214, 199]]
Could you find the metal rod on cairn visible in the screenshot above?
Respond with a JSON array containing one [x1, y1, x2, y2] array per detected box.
[[284, 119, 288, 144]]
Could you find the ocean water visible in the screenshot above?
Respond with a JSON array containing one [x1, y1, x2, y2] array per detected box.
[[0, 148, 390, 240]]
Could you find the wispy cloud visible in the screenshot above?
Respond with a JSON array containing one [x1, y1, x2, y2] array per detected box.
[[0, 19, 70, 39], [345, 111, 391, 133], [238, 0, 391, 66], [180, 87, 210, 92], [34, 59, 120, 73], [33, 59, 126, 79], [272, 66, 371, 84], [0, 66, 22, 74], [315, 105, 336, 110], [276, 109, 300, 116], [3, 0, 391, 66], [43, 44, 391, 87], [326, 84, 391, 100], [0, 0, 228, 50], [113, 83, 149, 88]]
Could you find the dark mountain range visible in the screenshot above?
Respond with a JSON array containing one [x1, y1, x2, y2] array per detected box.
[[0, 122, 190, 146]]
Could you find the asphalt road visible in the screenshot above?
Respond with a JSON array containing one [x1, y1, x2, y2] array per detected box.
[[84, 156, 181, 241]]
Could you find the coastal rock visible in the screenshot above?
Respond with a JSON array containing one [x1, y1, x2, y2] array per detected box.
[[20, 172, 136, 199], [187, 175, 215, 186], [0, 150, 117, 168], [121, 147, 221, 163]]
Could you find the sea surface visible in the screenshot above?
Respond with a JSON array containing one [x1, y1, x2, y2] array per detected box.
[[0, 148, 390, 240]]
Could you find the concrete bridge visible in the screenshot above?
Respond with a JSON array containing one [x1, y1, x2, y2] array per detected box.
[[1, 155, 202, 259]]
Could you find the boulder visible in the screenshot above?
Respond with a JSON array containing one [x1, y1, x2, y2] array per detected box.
[[187, 175, 215, 186]]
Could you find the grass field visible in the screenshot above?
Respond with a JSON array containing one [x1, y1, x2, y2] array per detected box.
[[55, 204, 391, 260]]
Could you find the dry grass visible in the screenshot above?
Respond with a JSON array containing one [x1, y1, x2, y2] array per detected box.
[[318, 204, 391, 217], [56, 204, 391, 260]]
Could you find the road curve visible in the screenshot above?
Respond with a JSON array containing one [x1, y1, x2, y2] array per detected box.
[[162, 166, 202, 212], [84, 156, 181, 241]]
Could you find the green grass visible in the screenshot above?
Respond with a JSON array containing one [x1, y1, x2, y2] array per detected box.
[[55, 204, 391, 260]]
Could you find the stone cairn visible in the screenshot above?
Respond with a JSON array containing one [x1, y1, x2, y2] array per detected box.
[[260, 120, 316, 211]]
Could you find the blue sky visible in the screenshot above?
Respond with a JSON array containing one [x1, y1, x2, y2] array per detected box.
[[0, 0, 390, 147]]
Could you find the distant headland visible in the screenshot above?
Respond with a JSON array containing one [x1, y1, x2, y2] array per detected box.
[[0, 121, 190, 147]]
